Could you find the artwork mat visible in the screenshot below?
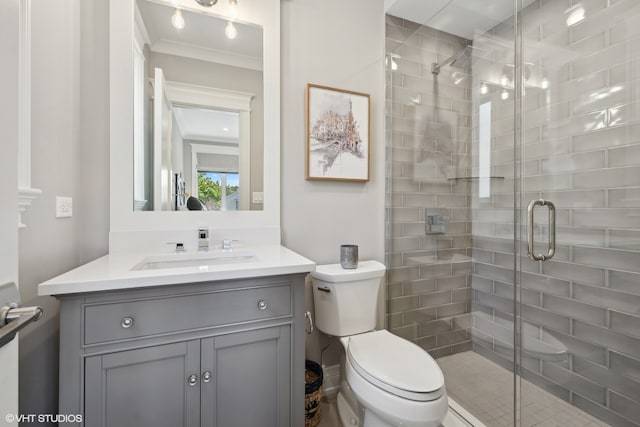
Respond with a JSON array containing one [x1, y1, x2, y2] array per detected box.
[[305, 84, 371, 182]]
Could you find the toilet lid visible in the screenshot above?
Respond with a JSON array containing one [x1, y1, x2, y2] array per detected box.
[[310, 260, 386, 282], [347, 330, 445, 400]]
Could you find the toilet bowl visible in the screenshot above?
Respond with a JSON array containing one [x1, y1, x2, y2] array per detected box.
[[310, 261, 448, 427], [342, 330, 448, 427]]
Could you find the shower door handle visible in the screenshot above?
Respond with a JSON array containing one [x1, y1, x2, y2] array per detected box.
[[527, 199, 556, 261]]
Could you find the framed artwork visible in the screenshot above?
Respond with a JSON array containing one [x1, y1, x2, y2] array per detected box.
[[306, 84, 370, 181]]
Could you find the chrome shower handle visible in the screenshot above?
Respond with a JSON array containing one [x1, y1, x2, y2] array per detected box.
[[527, 199, 556, 261]]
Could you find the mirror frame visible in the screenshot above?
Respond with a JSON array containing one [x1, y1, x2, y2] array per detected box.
[[109, 0, 279, 243]]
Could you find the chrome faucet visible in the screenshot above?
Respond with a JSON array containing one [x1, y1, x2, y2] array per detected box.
[[198, 228, 210, 251]]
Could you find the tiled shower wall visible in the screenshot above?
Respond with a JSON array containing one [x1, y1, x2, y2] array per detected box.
[[385, 16, 474, 358], [469, 1, 640, 426]]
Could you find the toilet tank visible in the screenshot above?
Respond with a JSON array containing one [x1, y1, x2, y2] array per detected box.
[[310, 260, 386, 337]]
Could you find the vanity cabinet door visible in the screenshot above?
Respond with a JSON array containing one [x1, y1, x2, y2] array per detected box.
[[84, 340, 200, 427], [200, 325, 291, 427]]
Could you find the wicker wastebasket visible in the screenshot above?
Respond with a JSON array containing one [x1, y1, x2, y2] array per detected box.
[[304, 360, 323, 427]]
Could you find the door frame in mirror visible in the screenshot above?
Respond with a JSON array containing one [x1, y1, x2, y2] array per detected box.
[[164, 80, 254, 211], [109, 0, 279, 246]]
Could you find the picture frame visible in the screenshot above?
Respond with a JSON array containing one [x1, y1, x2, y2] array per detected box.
[[306, 84, 370, 181]]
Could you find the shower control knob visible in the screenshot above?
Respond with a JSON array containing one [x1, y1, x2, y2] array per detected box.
[[257, 300, 267, 310]]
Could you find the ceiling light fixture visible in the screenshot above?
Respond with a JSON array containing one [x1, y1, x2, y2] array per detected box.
[[171, 8, 185, 30], [224, 0, 239, 39], [229, 0, 238, 19], [480, 82, 488, 94], [225, 21, 237, 39]]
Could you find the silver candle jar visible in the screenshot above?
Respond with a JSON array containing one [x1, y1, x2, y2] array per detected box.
[[340, 244, 359, 269]]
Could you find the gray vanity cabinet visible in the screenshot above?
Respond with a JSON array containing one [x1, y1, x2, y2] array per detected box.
[[57, 275, 305, 427], [200, 326, 291, 427], [84, 340, 201, 427]]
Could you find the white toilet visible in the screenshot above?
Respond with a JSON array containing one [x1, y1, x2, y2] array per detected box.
[[311, 260, 448, 427]]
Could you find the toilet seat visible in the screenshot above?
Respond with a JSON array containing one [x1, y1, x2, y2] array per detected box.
[[346, 330, 445, 402]]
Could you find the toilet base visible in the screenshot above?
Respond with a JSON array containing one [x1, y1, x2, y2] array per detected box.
[[337, 391, 360, 427], [363, 408, 392, 427], [337, 379, 447, 427]]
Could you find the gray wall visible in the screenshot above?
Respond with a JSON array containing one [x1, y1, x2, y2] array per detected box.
[[468, 1, 640, 426], [385, 17, 474, 358], [281, 0, 386, 363], [18, 0, 110, 422]]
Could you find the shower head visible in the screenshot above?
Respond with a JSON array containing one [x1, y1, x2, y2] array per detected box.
[[431, 44, 472, 76]]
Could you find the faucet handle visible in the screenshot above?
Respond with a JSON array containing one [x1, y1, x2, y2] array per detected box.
[[221, 239, 239, 250], [167, 242, 185, 253]]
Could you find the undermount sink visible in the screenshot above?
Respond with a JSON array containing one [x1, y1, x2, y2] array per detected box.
[[131, 251, 256, 271]]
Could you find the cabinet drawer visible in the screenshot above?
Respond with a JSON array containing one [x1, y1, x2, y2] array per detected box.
[[84, 284, 291, 345]]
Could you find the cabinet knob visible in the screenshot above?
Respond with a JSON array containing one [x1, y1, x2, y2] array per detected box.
[[187, 374, 199, 386], [257, 300, 267, 310], [202, 371, 213, 383], [121, 317, 134, 328]]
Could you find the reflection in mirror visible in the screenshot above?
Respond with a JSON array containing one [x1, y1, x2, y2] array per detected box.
[[132, 0, 264, 211]]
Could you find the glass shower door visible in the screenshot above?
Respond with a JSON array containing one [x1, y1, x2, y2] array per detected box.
[[387, 0, 640, 425], [384, 2, 521, 425], [518, 1, 640, 426]]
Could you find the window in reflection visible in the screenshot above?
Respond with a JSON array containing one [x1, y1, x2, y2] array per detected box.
[[197, 171, 239, 211]]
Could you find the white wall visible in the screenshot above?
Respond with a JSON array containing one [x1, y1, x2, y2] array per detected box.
[[17, 0, 81, 421], [0, 0, 20, 421], [78, 0, 110, 260], [281, 0, 385, 265], [18, 0, 110, 422], [281, 0, 386, 362]]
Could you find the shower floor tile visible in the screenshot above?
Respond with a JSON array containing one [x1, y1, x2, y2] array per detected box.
[[437, 351, 610, 427], [318, 392, 480, 427]]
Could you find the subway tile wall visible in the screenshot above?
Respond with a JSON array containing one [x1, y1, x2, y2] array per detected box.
[[386, 0, 640, 425], [385, 16, 474, 358], [469, 1, 640, 426]]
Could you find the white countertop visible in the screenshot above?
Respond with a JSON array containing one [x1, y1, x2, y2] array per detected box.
[[38, 245, 315, 296]]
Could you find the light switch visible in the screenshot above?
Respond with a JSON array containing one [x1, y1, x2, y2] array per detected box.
[[252, 192, 264, 204], [56, 197, 73, 218]]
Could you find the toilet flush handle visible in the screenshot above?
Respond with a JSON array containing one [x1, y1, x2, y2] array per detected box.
[[317, 286, 331, 293], [304, 311, 314, 335]]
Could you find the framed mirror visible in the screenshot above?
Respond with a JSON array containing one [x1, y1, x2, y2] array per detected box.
[[110, 0, 279, 238]]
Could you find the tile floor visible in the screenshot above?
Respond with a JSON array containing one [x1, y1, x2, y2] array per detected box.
[[437, 351, 610, 427], [317, 394, 341, 427], [314, 350, 610, 426], [316, 393, 475, 427]]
